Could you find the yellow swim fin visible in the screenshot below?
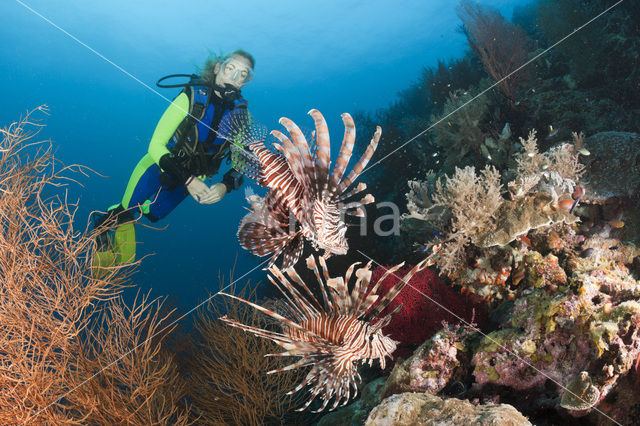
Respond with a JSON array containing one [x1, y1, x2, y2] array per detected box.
[[91, 222, 136, 279], [114, 222, 136, 264]]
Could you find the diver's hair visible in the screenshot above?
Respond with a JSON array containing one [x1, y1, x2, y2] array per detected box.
[[200, 49, 256, 85]]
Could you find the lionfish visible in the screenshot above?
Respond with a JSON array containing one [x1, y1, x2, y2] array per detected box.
[[219, 246, 441, 412], [221, 109, 381, 270]]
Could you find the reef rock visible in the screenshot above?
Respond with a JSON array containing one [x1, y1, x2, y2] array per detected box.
[[317, 378, 386, 426], [381, 325, 470, 399], [365, 393, 531, 426], [472, 250, 640, 415]]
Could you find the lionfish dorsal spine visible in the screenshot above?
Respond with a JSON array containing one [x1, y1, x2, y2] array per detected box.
[[308, 109, 332, 196], [218, 292, 312, 336], [279, 117, 316, 191], [285, 267, 324, 311], [326, 277, 350, 314], [350, 261, 373, 316], [270, 129, 311, 194], [305, 255, 335, 313], [334, 126, 382, 197], [361, 262, 405, 310], [336, 182, 367, 203], [327, 112, 356, 196], [269, 265, 321, 318], [272, 134, 305, 177], [266, 274, 314, 322]]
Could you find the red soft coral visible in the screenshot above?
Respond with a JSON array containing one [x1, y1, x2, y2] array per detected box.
[[370, 265, 486, 349]]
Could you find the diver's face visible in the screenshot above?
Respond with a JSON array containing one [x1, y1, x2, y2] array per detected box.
[[215, 55, 253, 89]]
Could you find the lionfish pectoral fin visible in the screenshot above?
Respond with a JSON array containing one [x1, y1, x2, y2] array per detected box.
[[280, 232, 304, 270]]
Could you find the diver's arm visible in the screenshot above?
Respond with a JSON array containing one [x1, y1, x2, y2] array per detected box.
[[148, 92, 189, 163], [149, 92, 193, 185]]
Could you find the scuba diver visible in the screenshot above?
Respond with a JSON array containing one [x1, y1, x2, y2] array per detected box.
[[92, 49, 255, 275]]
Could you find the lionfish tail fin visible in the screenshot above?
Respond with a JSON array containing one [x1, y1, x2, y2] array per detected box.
[[219, 109, 268, 181], [230, 142, 264, 181]]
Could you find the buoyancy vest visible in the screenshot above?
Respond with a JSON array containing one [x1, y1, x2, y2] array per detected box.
[[168, 82, 248, 177]]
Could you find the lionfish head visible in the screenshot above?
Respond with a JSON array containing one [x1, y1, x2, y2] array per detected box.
[[314, 199, 348, 255], [363, 326, 398, 370]]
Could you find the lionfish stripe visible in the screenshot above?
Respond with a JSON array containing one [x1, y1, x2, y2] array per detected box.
[[351, 262, 373, 315], [237, 222, 288, 256], [280, 232, 304, 270], [308, 109, 331, 195], [249, 140, 306, 219], [335, 126, 381, 196], [328, 113, 356, 195], [271, 130, 309, 192], [363, 263, 404, 305]]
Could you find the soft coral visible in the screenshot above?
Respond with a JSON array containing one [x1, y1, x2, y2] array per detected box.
[[370, 265, 486, 348]]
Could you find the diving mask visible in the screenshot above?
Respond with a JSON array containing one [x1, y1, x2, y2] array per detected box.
[[220, 58, 254, 85]]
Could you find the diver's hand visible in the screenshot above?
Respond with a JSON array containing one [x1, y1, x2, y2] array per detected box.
[[186, 176, 215, 204], [202, 182, 227, 204]]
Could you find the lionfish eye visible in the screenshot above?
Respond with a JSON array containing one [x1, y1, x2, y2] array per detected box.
[[368, 335, 374, 341]]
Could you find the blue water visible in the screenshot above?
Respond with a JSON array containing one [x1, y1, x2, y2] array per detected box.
[[0, 0, 530, 310]]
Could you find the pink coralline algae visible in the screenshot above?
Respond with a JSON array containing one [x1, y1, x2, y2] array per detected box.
[[471, 251, 640, 415], [381, 324, 475, 398], [369, 266, 486, 348]]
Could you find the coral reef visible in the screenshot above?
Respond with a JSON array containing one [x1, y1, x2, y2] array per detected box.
[[472, 249, 640, 415], [365, 392, 531, 426], [403, 131, 584, 301], [581, 132, 640, 201]]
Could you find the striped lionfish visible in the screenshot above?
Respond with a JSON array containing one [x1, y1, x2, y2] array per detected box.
[[221, 109, 381, 270], [219, 246, 441, 412]]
